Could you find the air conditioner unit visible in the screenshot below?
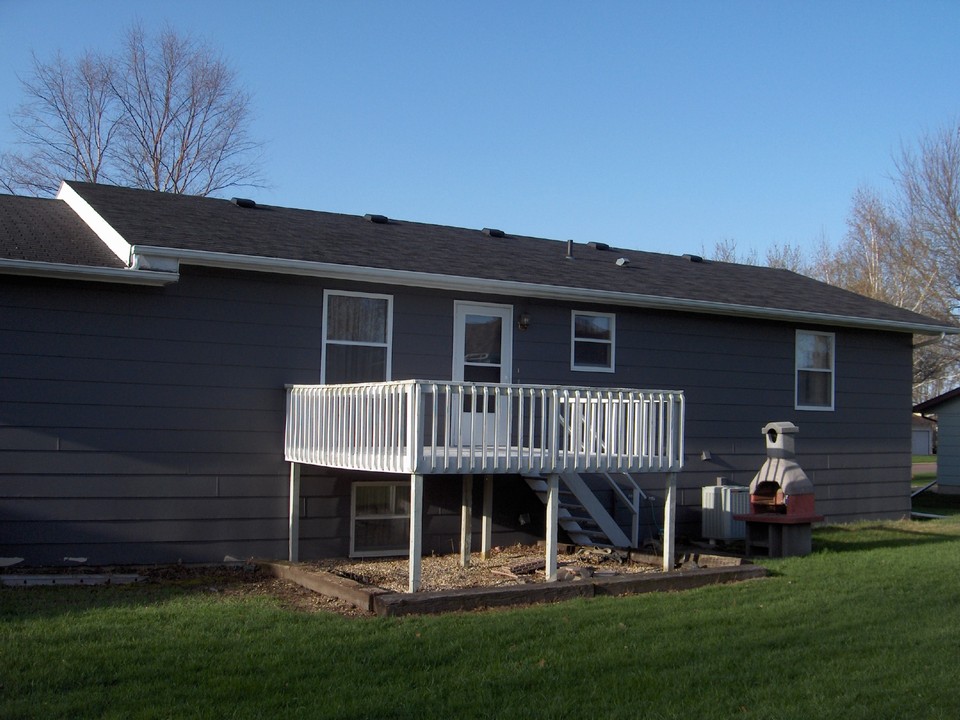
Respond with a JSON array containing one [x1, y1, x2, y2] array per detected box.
[[701, 485, 749, 541]]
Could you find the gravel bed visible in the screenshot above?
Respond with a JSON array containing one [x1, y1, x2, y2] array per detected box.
[[305, 544, 658, 593]]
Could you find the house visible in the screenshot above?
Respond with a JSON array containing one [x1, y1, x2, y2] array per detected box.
[[915, 389, 960, 493], [1, 181, 955, 582], [911, 414, 936, 456]]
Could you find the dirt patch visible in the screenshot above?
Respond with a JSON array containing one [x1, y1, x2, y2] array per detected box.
[[137, 563, 378, 617]]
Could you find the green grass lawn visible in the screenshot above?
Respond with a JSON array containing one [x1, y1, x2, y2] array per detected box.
[[4, 519, 960, 720]]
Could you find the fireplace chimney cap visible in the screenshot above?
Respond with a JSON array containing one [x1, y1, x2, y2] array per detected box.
[[763, 421, 799, 458]]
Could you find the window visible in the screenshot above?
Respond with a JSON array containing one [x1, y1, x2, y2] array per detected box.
[[796, 330, 835, 410], [322, 291, 392, 383], [351, 481, 409, 557], [571, 311, 615, 372]]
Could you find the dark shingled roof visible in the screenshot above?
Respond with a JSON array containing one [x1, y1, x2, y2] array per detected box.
[[0, 193, 125, 268], [4, 181, 955, 333], [914, 387, 960, 413]]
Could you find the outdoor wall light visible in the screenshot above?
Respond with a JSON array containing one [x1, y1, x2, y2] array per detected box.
[[517, 312, 531, 331]]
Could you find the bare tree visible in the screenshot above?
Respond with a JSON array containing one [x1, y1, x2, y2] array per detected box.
[[5, 51, 118, 196], [110, 25, 261, 195], [3, 24, 262, 197], [827, 186, 933, 308], [896, 124, 960, 316], [704, 238, 759, 265], [812, 126, 960, 400], [764, 241, 808, 272], [0, 153, 17, 194]]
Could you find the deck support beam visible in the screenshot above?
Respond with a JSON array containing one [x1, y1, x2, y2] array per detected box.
[[663, 472, 678, 572], [460, 474, 474, 567], [288, 462, 301, 563], [481, 474, 493, 559], [409, 473, 424, 593], [545, 473, 559, 581]]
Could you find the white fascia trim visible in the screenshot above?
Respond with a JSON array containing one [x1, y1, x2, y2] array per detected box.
[[131, 245, 959, 336], [56, 181, 132, 264], [0, 258, 179, 286]]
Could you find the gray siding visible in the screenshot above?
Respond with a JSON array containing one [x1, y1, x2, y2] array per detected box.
[[0, 270, 544, 565], [0, 267, 916, 565], [934, 401, 960, 489]]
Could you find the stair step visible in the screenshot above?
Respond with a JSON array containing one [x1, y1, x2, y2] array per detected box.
[[577, 529, 613, 539], [523, 473, 631, 549]]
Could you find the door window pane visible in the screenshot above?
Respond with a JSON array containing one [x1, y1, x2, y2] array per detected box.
[[464, 314, 503, 364], [464, 365, 502, 383]]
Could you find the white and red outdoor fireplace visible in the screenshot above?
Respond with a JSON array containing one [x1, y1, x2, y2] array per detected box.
[[734, 421, 823, 557]]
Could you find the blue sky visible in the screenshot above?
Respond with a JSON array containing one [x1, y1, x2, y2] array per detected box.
[[2, 1, 959, 258]]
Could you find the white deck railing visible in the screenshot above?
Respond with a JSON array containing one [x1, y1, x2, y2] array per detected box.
[[285, 381, 684, 476]]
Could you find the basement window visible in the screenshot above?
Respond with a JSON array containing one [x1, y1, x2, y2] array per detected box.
[[571, 311, 616, 372], [796, 330, 835, 411], [322, 291, 393, 383], [351, 481, 410, 557]]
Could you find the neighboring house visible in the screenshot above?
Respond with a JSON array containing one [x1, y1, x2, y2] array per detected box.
[[912, 414, 936, 456], [1, 181, 956, 570], [915, 390, 960, 493]]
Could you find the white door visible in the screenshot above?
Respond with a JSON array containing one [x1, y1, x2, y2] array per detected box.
[[453, 302, 513, 445]]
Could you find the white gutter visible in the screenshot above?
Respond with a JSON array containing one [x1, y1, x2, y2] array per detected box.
[[131, 245, 958, 336], [0, 258, 178, 286]]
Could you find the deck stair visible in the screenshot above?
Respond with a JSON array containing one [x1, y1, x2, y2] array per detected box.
[[524, 472, 649, 548]]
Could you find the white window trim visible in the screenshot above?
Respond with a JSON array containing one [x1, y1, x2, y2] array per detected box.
[[321, 290, 393, 384], [350, 480, 410, 558], [795, 329, 835, 411], [571, 310, 616, 373]]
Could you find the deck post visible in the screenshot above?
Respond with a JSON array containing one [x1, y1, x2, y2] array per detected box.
[[288, 463, 301, 563], [481, 474, 493, 559], [663, 471, 678, 572], [545, 473, 559, 581], [460, 474, 474, 567], [409, 473, 424, 593]]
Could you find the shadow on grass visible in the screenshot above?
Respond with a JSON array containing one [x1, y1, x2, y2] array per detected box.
[[0, 566, 272, 622], [912, 491, 960, 517], [813, 521, 960, 554]]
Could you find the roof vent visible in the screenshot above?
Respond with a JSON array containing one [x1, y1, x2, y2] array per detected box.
[[482, 228, 505, 238], [364, 214, 390, 224], [683, 253, 704, 263], [588, 241, 610, 251], [616, 257, 631, 267], [566, 239, 574, 259], [231, 197, 257, 209]]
